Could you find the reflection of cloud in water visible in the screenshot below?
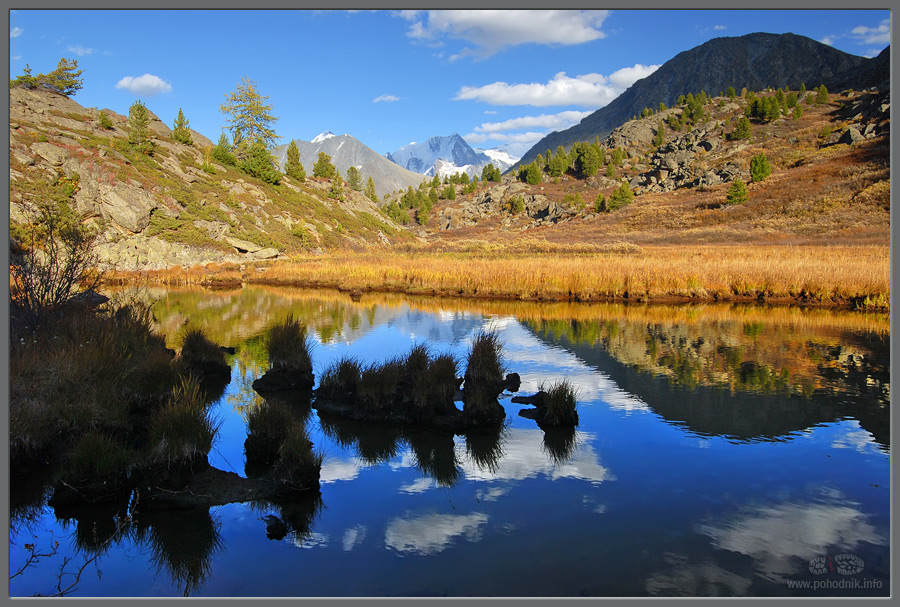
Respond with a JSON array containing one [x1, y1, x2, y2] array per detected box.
[[645, 553, 753, 597], [476, 486, 512, 502], [462, 427, 613, 485], [497, 320, 650, 413], [384, 512, 489, 555], [399, 477, 434, 494], [290, 531, 329, 549], [342, 525, 367, 551], [320, 456, 364, 484], [830, 420, 881, 454], [697, 489, 887, 582]]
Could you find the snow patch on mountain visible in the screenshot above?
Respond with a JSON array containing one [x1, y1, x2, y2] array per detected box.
[[387, 133, 521, 179], [312, 131, 336, 144]]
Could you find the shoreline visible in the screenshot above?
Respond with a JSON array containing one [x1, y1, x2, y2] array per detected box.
[[103, 244, 890, 313]]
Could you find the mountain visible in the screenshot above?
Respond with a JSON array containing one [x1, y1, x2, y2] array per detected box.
[[513, 32, 876, 170], [272, 132, 423, 197], [387, 134, 518, 178]]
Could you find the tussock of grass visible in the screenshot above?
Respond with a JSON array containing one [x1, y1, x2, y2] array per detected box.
[[178, 327, 226, 369], [462, 330, 506, 420], [317, 356, 363, 401], [147, 377, 219, 466], [63, 430, 133, 482], [540, 379, 579, 427], [272, 428, 323, 490], [245, 401, 295, 468], [265, 315, 313, 372], [358, 357, 404, 411]]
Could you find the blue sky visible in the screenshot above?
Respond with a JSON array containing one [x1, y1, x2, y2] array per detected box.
[[8, 9, 891, 157]]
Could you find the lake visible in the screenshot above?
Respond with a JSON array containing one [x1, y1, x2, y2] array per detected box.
[[9, 286, 890, 597]]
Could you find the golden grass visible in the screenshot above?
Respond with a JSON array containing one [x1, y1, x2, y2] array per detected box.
[[106, 242, 889, 311], [239, 244, 889, 310]]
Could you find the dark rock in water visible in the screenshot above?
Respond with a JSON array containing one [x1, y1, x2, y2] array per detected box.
[[261, 514, 288, 540], [253, 367, 315, 394], [349, 289, 363, 302], [70, 289, 110, 308], [504, 373, 522, 393], [220, 346, 236, 355], [511, 391, 548, 408]]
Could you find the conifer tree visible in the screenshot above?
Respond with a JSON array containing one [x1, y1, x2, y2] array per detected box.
[[45, 58, 83, 96], [212, 132, 237, 166], [728, 116, 752, 140], [524, 161, 542, 185], [172, 108, 193, 145], [10, 64, 38, 89], [313, 152, 336, 178], [346, 166, 363, 191], [364, 176, 378, 202], [328, 170, 344, 200], [654, 120, 665, 147], [241, 137, 281, 184], [607, 181, 634, 210], [750, 152, 772, 183], [127, 100, 152, 155], [284, 140, 305, 181], [816, 84, 829, 104], [220, 76, 278, 159], [725, 178, 748, 205]]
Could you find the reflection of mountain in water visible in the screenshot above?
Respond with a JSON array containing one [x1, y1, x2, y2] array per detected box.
[[524, 318, 889, 450]]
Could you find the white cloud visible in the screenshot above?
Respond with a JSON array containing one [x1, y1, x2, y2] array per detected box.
[[10, 27, 23, 38], [455, 65, 660, 108], [115, 73, 172, 96], [473, 110, 592, 134], [820, 36, 835, 46], [396, 10, 610, 57], [67, 44, 94, 56], [713, 25, 727, 31], [373, 94, 400, 103], [850, 19, 890, 46], [11, 54, 21, 61], [483, 110, 497, 115]]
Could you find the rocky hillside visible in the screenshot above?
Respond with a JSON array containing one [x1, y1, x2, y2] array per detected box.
[[9, 87, 402, 269], [417, 87, 889, 246], [515, 33, 881, 170]]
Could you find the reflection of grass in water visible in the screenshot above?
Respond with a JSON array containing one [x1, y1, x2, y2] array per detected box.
[[135, 508, 224, 597], [465, 426, 506, 474], [541, 426, 578, 467], [317, 412, 403, 465], [405, 430, 459, 488]]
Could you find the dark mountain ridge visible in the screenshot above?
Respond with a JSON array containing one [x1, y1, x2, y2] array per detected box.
[[513, 32, 880, 170]]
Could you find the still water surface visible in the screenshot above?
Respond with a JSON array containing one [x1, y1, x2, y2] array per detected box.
[[9, 287, 890, 597]]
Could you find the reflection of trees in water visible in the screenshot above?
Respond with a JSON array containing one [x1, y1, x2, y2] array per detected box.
[[318, 412, 404, 464], [527, 319, 890, 449], [526, 314, 889, 406]]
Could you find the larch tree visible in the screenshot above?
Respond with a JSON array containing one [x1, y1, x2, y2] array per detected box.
[[220, 76, 278, 159]]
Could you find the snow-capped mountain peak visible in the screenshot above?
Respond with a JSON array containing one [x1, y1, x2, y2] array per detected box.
[[312, 131, 337, 144], [386, 134, 519, 178]]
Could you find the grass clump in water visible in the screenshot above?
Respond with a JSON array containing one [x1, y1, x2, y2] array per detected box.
[[147, 377, 219, 468], [177, 327, 229, 379], [462, 330, 507, 423], [253, 315, 315, 392], [317, 356, 363, 401], [541, 379, 580, 426], [266, 315, 313, 373]]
